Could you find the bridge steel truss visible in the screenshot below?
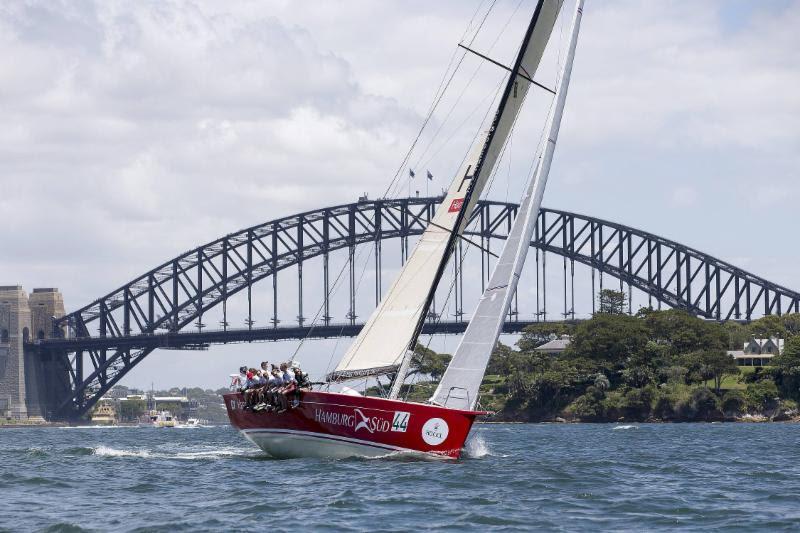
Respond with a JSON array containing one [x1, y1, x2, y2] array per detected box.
[[39, 197, 800, 420]]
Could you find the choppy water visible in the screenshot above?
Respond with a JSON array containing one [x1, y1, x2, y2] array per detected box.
[[1, 423, 799, 531]]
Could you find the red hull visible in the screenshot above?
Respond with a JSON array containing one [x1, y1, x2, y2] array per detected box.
[[224, 390, 483, 459]]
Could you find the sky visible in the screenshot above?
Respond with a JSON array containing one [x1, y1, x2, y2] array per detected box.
[[1, 0, 798, 390]]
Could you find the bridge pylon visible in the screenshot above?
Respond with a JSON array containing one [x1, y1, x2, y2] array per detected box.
[[0, 286, 32, 419], [0, 286, 68, 421]]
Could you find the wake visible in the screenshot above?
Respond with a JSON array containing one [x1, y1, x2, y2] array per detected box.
[[90, 445, 260, 460], [463, 433, 507, 459]]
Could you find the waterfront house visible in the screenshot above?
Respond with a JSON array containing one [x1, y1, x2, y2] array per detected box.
[[533, 335, 572, 356], [729, 337, 785, 367]]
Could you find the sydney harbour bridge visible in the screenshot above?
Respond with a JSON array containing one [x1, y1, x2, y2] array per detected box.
[[26, 195, 800, 420]]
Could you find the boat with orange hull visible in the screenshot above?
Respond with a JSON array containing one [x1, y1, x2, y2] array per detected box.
[[224, 390, 484, 459]]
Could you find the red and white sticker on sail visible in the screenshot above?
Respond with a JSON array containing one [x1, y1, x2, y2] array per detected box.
[[448, 198, 464, 213]]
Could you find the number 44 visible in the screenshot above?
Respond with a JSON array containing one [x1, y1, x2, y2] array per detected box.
[[391, 411, 410, 432]]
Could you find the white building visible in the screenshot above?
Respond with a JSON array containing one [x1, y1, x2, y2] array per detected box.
[[533, 335, 572, 356], [729, 337, 785, 367]]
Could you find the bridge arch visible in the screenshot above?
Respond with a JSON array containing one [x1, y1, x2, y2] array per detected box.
[[42, 197, 800, 419]]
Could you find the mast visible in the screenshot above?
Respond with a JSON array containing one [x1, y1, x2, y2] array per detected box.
[[432, 0, 585, 410], [388, 0, 564, 399], [328, 0, 561, 387]]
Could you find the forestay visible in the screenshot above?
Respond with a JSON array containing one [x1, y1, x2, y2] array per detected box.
[[431, 0, 585, 410], [329, 0, 563, 383]]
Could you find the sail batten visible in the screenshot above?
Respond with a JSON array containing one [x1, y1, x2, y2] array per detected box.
[[330, 0, 563, 384], [432, 0, 585, 411]]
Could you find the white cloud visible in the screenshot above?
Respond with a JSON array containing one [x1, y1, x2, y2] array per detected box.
[[0, 1, 798, 388], [563, 1, 800, 153]]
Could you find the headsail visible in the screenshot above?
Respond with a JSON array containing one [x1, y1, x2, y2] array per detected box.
[[329, 0, 563, 384], [431, 0, 585, 410]]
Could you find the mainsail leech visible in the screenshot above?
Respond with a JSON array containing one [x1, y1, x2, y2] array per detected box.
[[329, 0, 562, 385], [431, 0, 585, 411]]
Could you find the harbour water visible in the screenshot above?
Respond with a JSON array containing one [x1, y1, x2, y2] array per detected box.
[[1, 423, 798, 531]]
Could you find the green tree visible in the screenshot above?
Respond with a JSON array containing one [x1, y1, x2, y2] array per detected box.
[[723, 321, 750, 350], [721, 390, 746, 417], [508, 371, 532, 401], [748, 315, 786, 339], [652, 393, 675, 420], [781, 314, 800, 338], [745, 381, 779, 412], [598, 289, 627, 314], [658, 365, 688, 385], [768, 337, 800, 401], [564, 386, 604, 421], [566, 313, 649, 365], [643, 309, 727, 354], [690, 387, 721, 421], [698, 349, 740, 394], [782, 336, 800, 360], [486, 342, 524, 376], [621, 366, 654, 388], [624, 341, 670, 387], [593, 373, 610, 391], [622, 386, 656, 420], [771, 337, 800, 371], [517, 323, 575, 352], [409, 345, 452, 381], [679, 352, 707, 385]]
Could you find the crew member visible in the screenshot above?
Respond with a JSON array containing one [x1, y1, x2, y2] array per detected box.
[[235, 365, 248, 392], [290, 364, 310, 408], [275, 363, 296, 412], [243, 369, 260, 408]]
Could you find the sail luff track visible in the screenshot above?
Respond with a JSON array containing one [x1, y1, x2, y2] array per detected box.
[[432, 0, 585, 411]]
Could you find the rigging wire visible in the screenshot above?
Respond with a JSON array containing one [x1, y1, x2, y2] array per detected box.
[[381, 0, 499, 201], [295, 1, 504, 368], [403, 30, 571, 398], [289, 238, 374, 363], [323, 238, 379, 375], [402, 87, 535, 401], [418, 77, 505, 175], [292, 0, 547, 381], [410, 0, 528, 174], [365, 73, 510, 375], [403, 2, 577, 398]]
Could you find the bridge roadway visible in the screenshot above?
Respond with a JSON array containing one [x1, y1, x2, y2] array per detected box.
[[34, 319, 565, 352]]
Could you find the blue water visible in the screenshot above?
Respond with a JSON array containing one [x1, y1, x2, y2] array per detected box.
[[1, 423, 799, 531]]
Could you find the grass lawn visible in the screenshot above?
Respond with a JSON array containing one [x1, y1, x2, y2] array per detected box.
[[706, 365, 764, 391]]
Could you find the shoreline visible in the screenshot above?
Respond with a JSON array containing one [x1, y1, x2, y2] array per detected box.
[[478, 415, 800, 424]]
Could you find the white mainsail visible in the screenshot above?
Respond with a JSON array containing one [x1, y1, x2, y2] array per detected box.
[[329, 0, 563, 383], [432, 0, 584, 410]]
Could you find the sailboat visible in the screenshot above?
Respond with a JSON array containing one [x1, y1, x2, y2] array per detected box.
[[224, 0, 584, 459]]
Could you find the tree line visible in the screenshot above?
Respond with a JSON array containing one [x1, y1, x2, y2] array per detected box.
[[416, 290, 800, 422]]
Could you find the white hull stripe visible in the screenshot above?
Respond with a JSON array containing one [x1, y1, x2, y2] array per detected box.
[[241, 428, 416, 454]]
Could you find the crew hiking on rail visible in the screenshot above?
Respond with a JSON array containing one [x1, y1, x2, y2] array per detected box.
[[232, 361, 311, 413]]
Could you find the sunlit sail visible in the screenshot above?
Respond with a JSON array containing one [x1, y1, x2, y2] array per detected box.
[[432, 0, 585, 410]]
